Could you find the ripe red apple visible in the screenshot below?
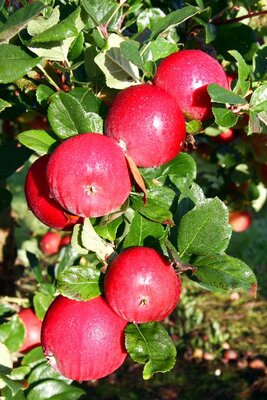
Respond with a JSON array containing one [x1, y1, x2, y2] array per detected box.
[[18, 308, 42, 353], [46, 133, 132, 218], [229, 210, 252, 232], [59, 235, 71, 248], [39, 231, 62, 255], [213, 129, 236, 143], [154, 49, 229, 121], [104, 247, 182, 323], [41, 295, 127, 381], [104, 84, 186, 167], [25, 154, 81, 230]]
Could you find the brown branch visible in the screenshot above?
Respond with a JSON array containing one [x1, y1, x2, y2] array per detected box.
[[212, 10, 267, 25]]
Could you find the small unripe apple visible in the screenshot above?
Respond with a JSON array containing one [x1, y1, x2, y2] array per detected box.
[[46, 133, 132, 218], [104, 247, 182, 323], [229, 210, 252, 232], [39, 231, 62, 255], [25, 154, 81, 230], [105, 84, 186, 167], [154, 50, 229, 121], [41, 295, 127, 381], [18, 308, 42, 353]]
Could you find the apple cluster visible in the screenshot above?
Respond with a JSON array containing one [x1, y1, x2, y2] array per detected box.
[[24, 49, 229, 381]]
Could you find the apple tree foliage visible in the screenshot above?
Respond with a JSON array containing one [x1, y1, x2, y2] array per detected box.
[[0, 0, 266, 398]]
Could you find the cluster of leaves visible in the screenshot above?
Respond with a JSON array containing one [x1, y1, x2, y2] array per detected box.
[[0, 0, 266, 398]]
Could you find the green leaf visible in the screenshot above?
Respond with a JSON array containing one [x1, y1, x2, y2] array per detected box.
[[56, 245, 81, 276], [28, 362, 66, 385], [186, 120, 203, 134], [150, 5, 199, 40], [18, 130, 58, 154], [0, 188, 12, 213], [178, 197, 232, 258], [120, 40, 144, 70], [0, 44, 42, 84], [94, 33, 140, 90], [0, 1, 45, 43], [30, 7, 84, 44], [81, 0, 121, 28], [0, 316, 25, 353], [249, 84, 267, 135], [208, 83, 247, 105], [130, 187, 176, 225], [0, 376, 23, 396], [136, 8, 166, 32], [95, 216, 123, 241], [33, 293, 54, 321], [22, 347, 45, 369], [125, 322, 176, 380], [27, 379, 85, 400], [70, 224, 89, 256], [57, 264, 103, 301], [27, 37, 76, 62], [0, 342, 12, 375], [192, 254, 257, 296], [69, 87, 102, 114], [228, 50, 250, 96], [211, 104, 239, 128], [0, 98, 12, 113], [36, 84, 55, 106], [27, 5, 60, 37], [253, 44, 267, 81], [123, 213, 165, 248], [141, 152, 197, 187], [47, 92, 103, 139], [141, 36, 177, 63]]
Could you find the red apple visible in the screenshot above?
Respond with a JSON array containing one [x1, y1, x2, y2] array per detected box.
[[154, 49, 229, 121], [41, 295, 127, 381], [104, 84, 186, 167], [25, 154, 81, 230], [104, 247, 182, 323], [46, 133, 132, 218], [59, 235, 71, 248], [213, 129, 236, 143], [229, 210, 252, 232], [39, 231, 62, 255], [18, 308, 42, 353]]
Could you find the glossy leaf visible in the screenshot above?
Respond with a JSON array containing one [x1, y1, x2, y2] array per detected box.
[[69, 87, 102, 114], [94, 33, 140, 89], [30, 7, 84, 43], [178, 197, 232, 258], [228, 50, 250, 96], [125, 322, 176, 379], [150, 5, 199, 39], [123, 212, 165, 248], [18, 130, 58, 154], [27, 5, 60, 37], [0, 342, 12, 375], [0, 315, 24, 353], [0, 376, 22, 396], [0, 1, 45, 42], [142, 36, 178, 63], [249, 84, 267, 135], [27, 379, 85, 400], [211, 104, 239, 128], [191, 254, 257, 296], [47, 92, 103, 139], [253, 44, 267, 81], [36, 84, 54, 106], [21, 347, 45, 369], [95, 216, 123, 241], [57, 264, 103, 301], [0, 44, 42, 84], [33, 293, 54, 320], [208, 83, 247, 105], [120, 40, 144, 70], [28, 362, 68, 385]]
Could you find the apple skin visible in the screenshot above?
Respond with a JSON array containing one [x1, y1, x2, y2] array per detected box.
[[41, 295, 127, 381], [104, 247, 182, 323], [39, 231, 62, 256], [154, 50, 229, 121], [25, 154, 81, 230], [59, 235, 71, 248], [46, 133, 132, 218], [18, 309, 42, 353], [229, 210, 252, 233], [105, 84, 186, 167]]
